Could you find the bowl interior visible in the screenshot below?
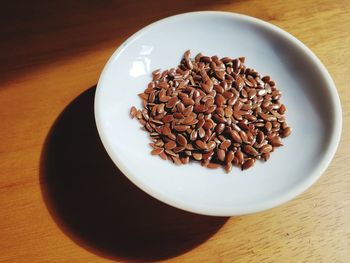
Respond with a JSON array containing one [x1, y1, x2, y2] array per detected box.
[[95, 12, 341, 216]]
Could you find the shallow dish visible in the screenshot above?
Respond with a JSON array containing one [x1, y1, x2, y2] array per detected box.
[[95, 12, 342, 216]]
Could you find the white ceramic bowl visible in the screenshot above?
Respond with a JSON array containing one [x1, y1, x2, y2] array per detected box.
[[95, 12, 342, 216]]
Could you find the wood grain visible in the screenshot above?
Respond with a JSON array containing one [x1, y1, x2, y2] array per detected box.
[[1, 0, 349, 262]]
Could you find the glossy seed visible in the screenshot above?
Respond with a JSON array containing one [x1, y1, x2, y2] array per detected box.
[[183, 105, 194, 116], [282, 127, 292, 137], [238, 121, 249, 131], [260, 144, 273, 154], [224, 106, 233, 118], [162, 115, 174, 123], [168, 133, 176, 141], [230, 130, 242, 143], [195, 140, 208, 150], [182, 97, 195, 106], [215, 94, 225, 107], [226, 151, 235, 163], [260, 113, 277, 122], [243, 145, 259, 156], [130, 106, 137, 118], [262, 153, 270, 161], [216, 107, 225, 117], [224, 162, 233, 173], [236, 77, 244, 90], [198, 127, 206, 138], [174, 146, 186, 153], [190, 129, 198, 141], [236, 149, 244, 164], [257, 89, 267, 96], [154, 140, 164, 147], [170, 156, 181, 165], [174, 125, 190, 132], [158, 81, 168, 89], [165, 149, 177, 157], [215, 123, 225, 134], [165, 141, 176, 150], [166, 97, 178, 108], [159, 151, 167, 160], [151, 148, 164, 155], [162, 125, 171, 135], [220, 140, 232, 150], [138, 93, 148, 100], [270, 136, 283, 147], [248, 89, 256, 99], [265, 122, 272, 132], [221, 91, 232, 99], [217, 149, 226, 162], [182, 115, 194, 125], [245, 114, 256, 122], [207, 162, 221, 169], [193, 152, 203, 160], [194, 104, 207, 113], [233, 111, 243, 121], [176, 102, 185, 113], [262, 76, 270, 83], [257, 131, 265, 144], [202, 120, 213, 130], [242, 158, 255, 170], [279, 104, 286, 114], [206, 141, 216, 151], [213, 113, 227, 123], [232, 157, 240, 167], [180, 156, 189, 164], [159, 95, 171, 102], [176, 134, 187, 146], [239, 130, 249, 143], [214, 84, 224, 94]]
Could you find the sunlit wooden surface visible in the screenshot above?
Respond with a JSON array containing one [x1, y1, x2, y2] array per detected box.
[[1, 0, 349, 262]]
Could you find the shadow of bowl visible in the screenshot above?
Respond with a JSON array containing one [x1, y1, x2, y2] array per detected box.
[[40, 87, 228, 262]]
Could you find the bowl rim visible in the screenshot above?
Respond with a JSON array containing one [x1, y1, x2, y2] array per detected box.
[[94, 11, 342, 216]]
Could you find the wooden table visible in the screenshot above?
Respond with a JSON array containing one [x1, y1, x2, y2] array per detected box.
[[1, 0, 349, 262]]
